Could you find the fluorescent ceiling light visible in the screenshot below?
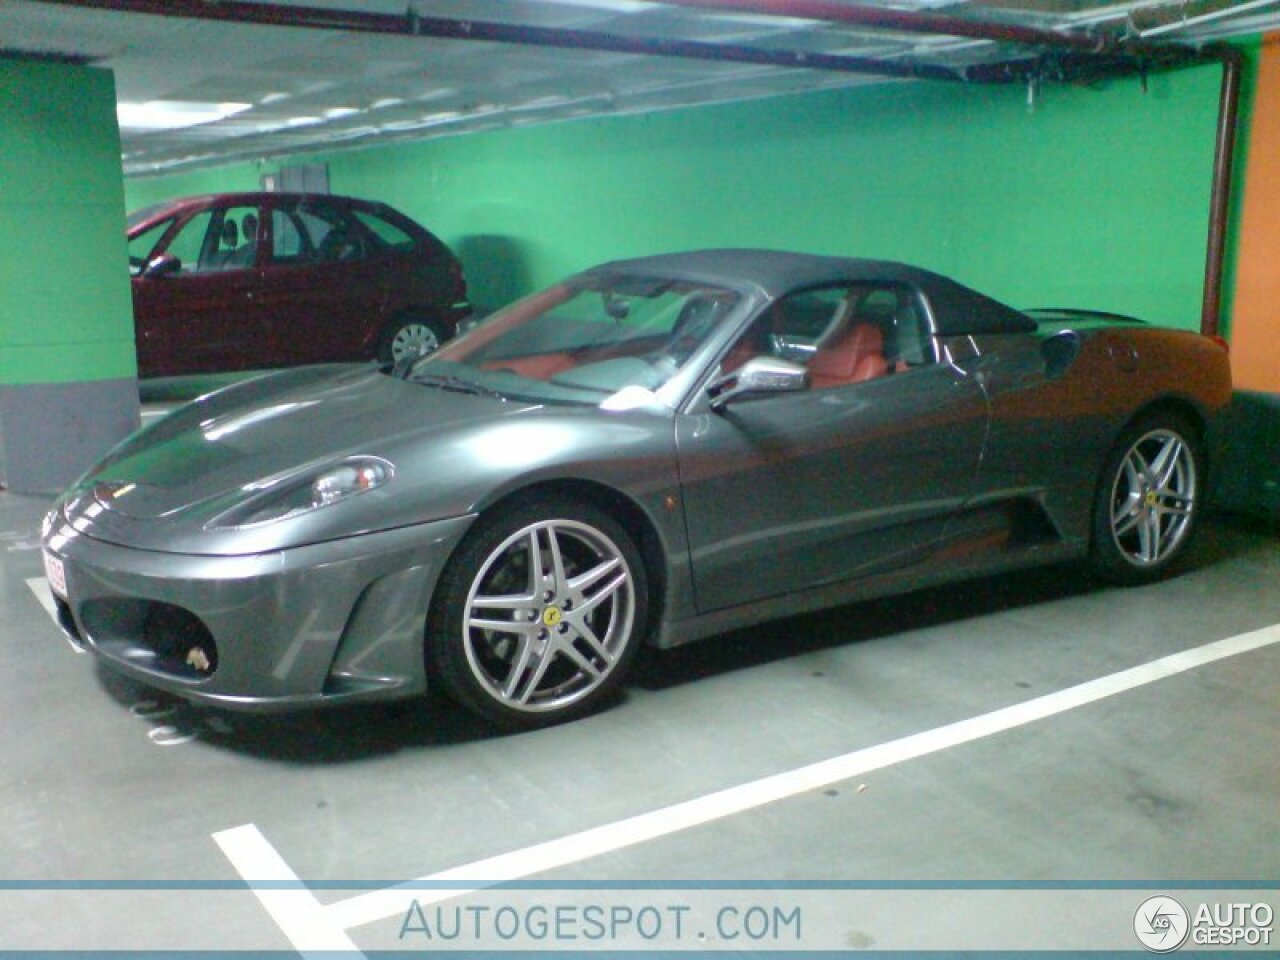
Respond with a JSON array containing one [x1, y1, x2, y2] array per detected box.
[[117, 100, 251, 131]]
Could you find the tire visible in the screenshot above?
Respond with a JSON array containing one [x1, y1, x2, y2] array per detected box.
[[427, 496, 648, 728], [378, 315, 446, 366], [1089, 411, 1204, 585]]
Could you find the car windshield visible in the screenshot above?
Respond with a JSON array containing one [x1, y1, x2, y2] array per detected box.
[[402, 276, 742, 407]]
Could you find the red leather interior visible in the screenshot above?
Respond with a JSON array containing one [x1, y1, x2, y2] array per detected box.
[[720, 338, 760, 374], [808, 323, 888, 389], [481, 353, 576, 379]]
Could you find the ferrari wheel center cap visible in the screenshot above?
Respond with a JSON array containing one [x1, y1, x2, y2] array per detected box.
[[1144, 490, 1159, 508], [541, 606, 563, 627]]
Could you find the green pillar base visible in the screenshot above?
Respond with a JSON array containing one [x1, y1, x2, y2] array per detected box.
[[0, 379, 139, 494]]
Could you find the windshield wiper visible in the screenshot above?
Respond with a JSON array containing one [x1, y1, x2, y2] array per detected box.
[[408, 371, 506, 400]]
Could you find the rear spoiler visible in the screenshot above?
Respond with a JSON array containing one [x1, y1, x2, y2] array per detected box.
[[1023, 308, 1146, 326]]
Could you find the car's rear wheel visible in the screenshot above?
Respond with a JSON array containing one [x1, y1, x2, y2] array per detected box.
[[378, 315, 446, 365], [428, 496, 647, 728], [1090, 412, 1203, 584]]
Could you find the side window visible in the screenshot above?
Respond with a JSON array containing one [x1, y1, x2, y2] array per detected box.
[[164, 211, 215, 274], [128, 219, 173, 275], [273, 203, 366, 264], [271, 209, 307, 261], [718, 286, 849, 383], [163, 206, 259, 274], [721, 283, 934, 390], [768, 288, 848, 363], [851, 286, 933, 370], [351, 209, 416, 252], [211, 205, 260, 270]]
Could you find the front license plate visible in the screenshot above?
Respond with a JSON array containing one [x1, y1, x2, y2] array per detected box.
[[44, 552, 67, 598]]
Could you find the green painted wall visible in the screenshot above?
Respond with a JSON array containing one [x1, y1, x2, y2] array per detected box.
[[127, 65, 1221, 330], [1, 59, 135, 383], [127, 163, 263, 212]]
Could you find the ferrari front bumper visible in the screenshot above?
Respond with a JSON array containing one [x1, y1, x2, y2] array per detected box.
[[41, 512, 475, 710]]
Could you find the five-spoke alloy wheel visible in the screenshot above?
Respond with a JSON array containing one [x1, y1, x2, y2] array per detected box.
[[1091, 413, 1203, 584], [429, 497, 647, 727]]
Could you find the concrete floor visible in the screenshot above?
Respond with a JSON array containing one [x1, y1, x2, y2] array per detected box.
[[1, 484, 1276, 953]]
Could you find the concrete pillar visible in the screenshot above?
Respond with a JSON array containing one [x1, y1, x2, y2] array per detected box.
[[0, 57, 139, 493]]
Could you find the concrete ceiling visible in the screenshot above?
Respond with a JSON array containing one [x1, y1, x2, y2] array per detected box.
[[1, 0, 1274, 176]]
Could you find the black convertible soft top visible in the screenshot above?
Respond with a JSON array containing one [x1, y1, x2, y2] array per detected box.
[[587, 249, 1037, 336]]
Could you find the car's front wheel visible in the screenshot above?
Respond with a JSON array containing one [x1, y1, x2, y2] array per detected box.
[[428, 496, 648, 728], [378, 315, 446, 366], [1090, 412, 1203, 584]]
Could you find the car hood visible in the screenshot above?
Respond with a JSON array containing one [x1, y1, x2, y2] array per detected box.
[[57, 365, 672, 555]]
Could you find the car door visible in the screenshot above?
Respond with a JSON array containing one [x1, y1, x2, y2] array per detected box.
[[675, 283, 990, 613], [256, 199, 385, 365], [131, 202, 267, 376]]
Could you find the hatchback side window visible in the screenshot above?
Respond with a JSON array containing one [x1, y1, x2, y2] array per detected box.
[[128, 219, 173, 275], [351, 209, 416, 253], [271, 209, 307, 262], [164, 211, 214, 274], [274, 203, 367, 264], [162, 206, 259, 274], [209, 205, 261, 270]]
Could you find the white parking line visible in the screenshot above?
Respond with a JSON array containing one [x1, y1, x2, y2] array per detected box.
[[25, 577, 56, 620], [27, 576, 85, 654], [213, 824, 361, 956], [214, 623, 1280, 955]]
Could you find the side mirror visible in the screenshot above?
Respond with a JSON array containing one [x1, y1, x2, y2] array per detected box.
[[708, 356, 808, 412], [143, 253, 181, 278]]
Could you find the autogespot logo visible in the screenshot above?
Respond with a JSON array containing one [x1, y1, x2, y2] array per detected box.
[[1135, 896, 1191, 953]]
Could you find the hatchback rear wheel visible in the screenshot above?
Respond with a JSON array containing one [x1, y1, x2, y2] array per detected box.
[[379, 315, 446, 365]]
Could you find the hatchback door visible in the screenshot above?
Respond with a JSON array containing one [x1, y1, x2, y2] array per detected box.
[[131, 202, 267, 376], [255, 200, 386, 365], [675, 283, 989, 613]]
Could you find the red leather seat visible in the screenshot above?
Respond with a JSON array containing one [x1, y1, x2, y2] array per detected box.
[[808, 323, 888, 389], [481, 352, 576, 379]]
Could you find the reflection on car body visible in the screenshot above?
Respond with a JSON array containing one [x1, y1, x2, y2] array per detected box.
[[44, 250, 1231, 729]]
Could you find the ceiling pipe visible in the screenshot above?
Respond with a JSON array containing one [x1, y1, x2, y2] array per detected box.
[[1137, 0, 1280, 39], [660, 0, 1241, 336], [33, 0, 964, 83], [655, 0, 1217, 64]]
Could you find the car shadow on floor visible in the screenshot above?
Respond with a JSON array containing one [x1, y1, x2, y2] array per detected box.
[[639, 512, 1270, 690], [94, 665, 498, 760], [91, 516, 1263, 764], [633, 560, 1095, 692]]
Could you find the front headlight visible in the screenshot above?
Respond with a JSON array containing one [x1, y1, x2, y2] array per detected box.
[[208, 456, 394, 529]]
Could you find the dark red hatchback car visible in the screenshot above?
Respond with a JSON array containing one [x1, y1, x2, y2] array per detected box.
[[126, 192, 471, 378]]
